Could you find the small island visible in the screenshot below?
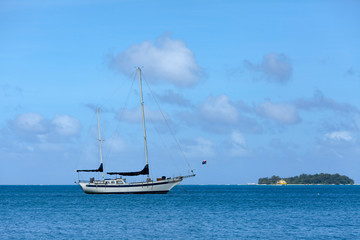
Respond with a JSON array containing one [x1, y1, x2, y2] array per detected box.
[[258, 173, 354, 185]]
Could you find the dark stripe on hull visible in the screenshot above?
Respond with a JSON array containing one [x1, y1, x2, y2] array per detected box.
[[85, 190, 169, 194], [85, 180, 179, 188]]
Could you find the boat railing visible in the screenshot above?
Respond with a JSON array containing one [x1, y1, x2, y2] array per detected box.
[[78, 180, 90, 183], [178, 174, 196, 179]]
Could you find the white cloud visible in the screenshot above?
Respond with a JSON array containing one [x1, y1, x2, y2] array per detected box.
[[12, 112, 47, 133], [256, 100, 300, 124], [2, 113, 82, 157], [200, 95, 239, 124], [180, 94, 262, 134], [110, 34, 203, 87], [184, 137, 215, 158], [324, 131, 353, 142], [105, 136, 126, 153], [36, 134, 48, 143], [52, 114, 81, 136], [157, 89, 192, 107], [355, 113, 360, 130], [37, 142, 63, 152], [245, 52, 292, 83], [231, 130, 246, 146], [230, 130, 248, 157], [262, 53, 292, 82], [295, 90, 357, 113], [118, 106, 165, 123], [9, 112, 82, 142]]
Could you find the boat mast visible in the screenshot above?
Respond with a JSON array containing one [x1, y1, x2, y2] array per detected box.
[[137, 67, 150, 181], [97, 108, 104, 181]]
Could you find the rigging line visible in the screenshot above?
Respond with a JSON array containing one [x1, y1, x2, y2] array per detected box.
[[147, 112, 182, 176], [116, 70, 138, 124], [77, 71, 137, 172], [142, 74, 194, 173], [104, 72, 138, 164], [97, 70, 137, 113], [77, 72, 138, 178]]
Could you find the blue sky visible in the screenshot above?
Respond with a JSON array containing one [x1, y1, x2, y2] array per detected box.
[[1, 0, 359, 184]]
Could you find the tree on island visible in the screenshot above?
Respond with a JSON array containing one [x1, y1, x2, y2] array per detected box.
[[258, 173, 354, 185]]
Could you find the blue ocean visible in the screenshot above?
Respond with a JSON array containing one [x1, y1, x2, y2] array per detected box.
[[1, 185, 360, 239]]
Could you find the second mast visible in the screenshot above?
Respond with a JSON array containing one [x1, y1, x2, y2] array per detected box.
[[137, 67, 150, 180]]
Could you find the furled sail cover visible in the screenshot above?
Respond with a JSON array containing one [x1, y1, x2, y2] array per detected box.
[[107, 164, 149, 176], [76, 163, 103, 172]]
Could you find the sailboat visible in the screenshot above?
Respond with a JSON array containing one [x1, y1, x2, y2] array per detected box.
[[76, 67, 195, 194]]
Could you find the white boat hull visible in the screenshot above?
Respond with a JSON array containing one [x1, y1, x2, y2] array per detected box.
[[79, 178, 182, 194]]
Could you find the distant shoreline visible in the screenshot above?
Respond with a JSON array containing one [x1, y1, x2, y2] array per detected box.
[[258, 173, 354, 185]]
